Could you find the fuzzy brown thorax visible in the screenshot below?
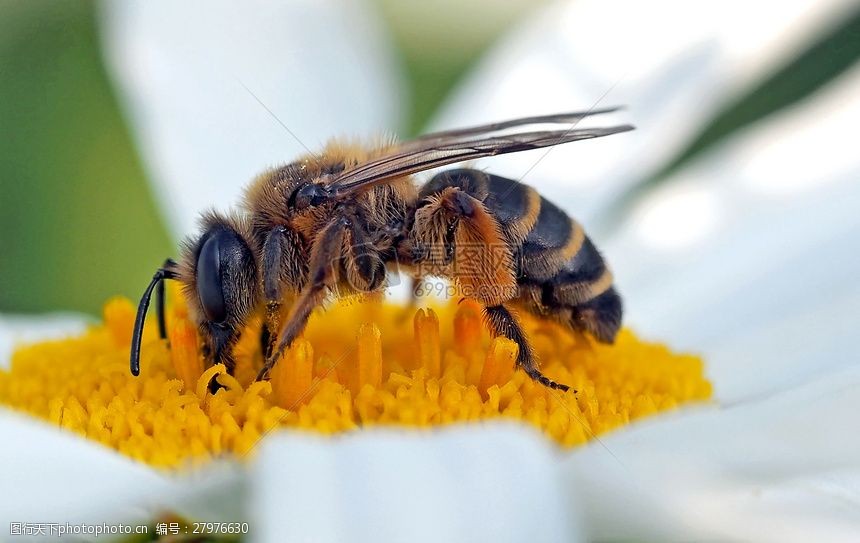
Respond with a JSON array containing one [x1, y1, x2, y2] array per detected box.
[[243, 140, 414, 245]]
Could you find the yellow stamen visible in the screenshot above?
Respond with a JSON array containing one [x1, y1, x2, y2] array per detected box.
[[270, 339, 314, 409], [413, 309, 441, 378], [357, 323, 383, 390], [0, 294, 712, 468], [169, 319, 204, 391], [453, 299, 483, 355], [479, 338, 517, 399], [104, 296, 137, 347]]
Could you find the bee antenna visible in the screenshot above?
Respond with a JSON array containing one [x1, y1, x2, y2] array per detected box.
[[235, 78, 319, 162], [130, 262, 178, 376]]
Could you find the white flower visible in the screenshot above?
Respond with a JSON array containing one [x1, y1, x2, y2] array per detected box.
[[2, 0, 859, 541]]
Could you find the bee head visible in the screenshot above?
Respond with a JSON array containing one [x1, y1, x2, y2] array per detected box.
[[129, 211, 258, 377], [178, 212, 259, 366]]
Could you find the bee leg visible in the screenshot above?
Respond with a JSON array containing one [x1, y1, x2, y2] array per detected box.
[[344, 217, 386, 292], [483, 304, 571, 392], [259, 322, 272, 359], [261, 226, 307, 359], [415, 177, 520, 305], [258, 217, 349, 380], [206, 332, 240, 393]]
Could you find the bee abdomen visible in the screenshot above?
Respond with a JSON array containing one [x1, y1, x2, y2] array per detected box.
[[470, 171, 608, 305], [418, 168, 622, 342], [517, 222, 611, 303], [501, 186, 621, 343], [517, 196, 587, 282], [546, 237, 611, 302], [483, 173, 541, 242], [518, 231, 623, 343], [519, 234, 622, 343]]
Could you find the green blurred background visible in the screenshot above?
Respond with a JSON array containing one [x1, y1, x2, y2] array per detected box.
[[1, 0, 858, 316]]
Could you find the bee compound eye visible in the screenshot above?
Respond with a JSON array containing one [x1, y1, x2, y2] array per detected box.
[[196, 232, 227, 323]]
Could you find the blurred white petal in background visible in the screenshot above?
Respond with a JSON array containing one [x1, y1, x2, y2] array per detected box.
[[99, 0, 405, 237], [0, 407, 244, 525], [565, 364, 860, 542], [608, 65, 860, 403], [432, 0, 856, 223]]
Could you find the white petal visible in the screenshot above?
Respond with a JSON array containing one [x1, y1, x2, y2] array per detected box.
[[99, 0, 404, 237], [430, 0, 854, 223], [251, 424, 582, 543], [0, 408, 244, 525], [0, 317, 245, 525], [564, 364, 860, 542], [0, 313, 90, 370], [606, 65, 860, 402]]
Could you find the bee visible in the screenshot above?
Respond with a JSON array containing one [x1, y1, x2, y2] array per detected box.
[[130, 108, 633, 391]]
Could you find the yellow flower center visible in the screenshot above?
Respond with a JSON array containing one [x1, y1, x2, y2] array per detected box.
[[0, 291, 711, 468]]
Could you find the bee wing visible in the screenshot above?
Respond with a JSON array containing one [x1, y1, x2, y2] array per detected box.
[[405, 106, 624, 145], [330, 123, 634, 196]]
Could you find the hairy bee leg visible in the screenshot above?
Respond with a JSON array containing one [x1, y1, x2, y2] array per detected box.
[[263, 303, 280, 357], [348, 219, 388, 293], [212, 335, 240, 371], [261, 227, 285, 357], [258, 217, 349, 380], [260, 322, 272, 359], [155, 258, 178, 340], [437, 189, 518, 307], [416, 170, 520, 303], [258, 286, 326, 382], [483, 304, 571, 392], [260, 225, 308, 357]]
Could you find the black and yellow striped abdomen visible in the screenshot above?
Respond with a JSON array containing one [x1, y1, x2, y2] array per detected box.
[[419, 168, 622, 343]]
